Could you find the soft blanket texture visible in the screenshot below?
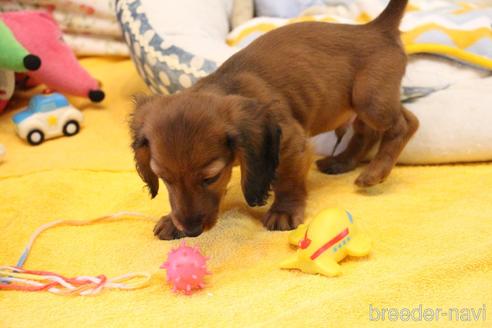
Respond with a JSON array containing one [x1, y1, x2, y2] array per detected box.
[[0, 58, 491, 327]]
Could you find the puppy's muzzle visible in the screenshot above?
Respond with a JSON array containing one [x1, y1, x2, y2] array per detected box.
[[182, 215, 205, 237]]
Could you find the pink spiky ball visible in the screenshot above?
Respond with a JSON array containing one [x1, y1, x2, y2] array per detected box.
[[160, 242, 210, 295]]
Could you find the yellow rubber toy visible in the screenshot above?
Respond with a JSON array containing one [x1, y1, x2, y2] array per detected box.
[[280, 208, 371, 277]]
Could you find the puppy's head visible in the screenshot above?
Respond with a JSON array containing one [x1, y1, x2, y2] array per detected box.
[[130, 92, 281, 237]]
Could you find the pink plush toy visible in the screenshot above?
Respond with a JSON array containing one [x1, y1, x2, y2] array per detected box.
[[0, 19, 41, 113], [160, 242, 210, 295], [0, 11, 105, 103]]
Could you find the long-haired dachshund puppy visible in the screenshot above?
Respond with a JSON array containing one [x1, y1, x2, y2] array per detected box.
[[131, 0, 418, 239]]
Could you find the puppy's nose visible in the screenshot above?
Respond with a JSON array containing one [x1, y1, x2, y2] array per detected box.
[[184, 225, 203, 237]]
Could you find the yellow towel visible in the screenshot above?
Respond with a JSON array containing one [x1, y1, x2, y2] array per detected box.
[[1, 58, 491, 327]]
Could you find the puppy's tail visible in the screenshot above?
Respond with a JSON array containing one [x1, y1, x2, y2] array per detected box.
[[370, 0, 408, 34]]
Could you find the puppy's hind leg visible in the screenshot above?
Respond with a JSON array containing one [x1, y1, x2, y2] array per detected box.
[[351, 56, 419, 187], [316, 118, 380, 175], [355, 106, 418, 187]]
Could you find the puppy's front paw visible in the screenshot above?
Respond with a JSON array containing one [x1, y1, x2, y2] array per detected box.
[[316, 156, 356, 175], [263, 210, 303, 231], [153, 216, 185, 240]]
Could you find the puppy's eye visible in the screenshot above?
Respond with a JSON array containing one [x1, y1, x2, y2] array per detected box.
[[202, 173, 220, 187]]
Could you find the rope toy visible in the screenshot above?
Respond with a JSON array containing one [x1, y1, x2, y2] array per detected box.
[[0, 212, 156, 296]]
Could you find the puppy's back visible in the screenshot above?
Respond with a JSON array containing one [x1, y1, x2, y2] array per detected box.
[[202, 0, 408, 131]]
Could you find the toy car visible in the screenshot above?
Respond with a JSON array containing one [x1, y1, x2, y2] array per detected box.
[[12, 93, 83, 145]]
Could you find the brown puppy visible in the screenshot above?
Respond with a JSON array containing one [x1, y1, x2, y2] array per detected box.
[[131, 0, 418, 239]]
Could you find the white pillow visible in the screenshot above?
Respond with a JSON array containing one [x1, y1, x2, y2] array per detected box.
[[142, 0, 236, 62]]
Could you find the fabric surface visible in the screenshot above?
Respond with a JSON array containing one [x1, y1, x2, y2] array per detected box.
[[1, 57, 491, 327], [141, 0, 235, 62], [254, 0, 319, 18], [231, 0, 254, 29]]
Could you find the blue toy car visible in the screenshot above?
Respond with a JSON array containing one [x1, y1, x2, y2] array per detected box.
[[12, 93, 83, 145]]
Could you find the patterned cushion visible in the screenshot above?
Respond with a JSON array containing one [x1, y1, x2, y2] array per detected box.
[[116, 0, 237, 95]]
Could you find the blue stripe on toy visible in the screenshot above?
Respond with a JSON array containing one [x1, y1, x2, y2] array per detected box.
[[345, 210, 353, 224]]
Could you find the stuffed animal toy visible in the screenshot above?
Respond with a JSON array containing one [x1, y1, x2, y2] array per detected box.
[[0, 19, 41, 113], [0, 20, 41, 73], [0, 11, 105, 103], [0, 19, 41, 160]]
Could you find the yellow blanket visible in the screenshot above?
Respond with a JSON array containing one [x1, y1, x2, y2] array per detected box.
[[1, 58, 491, 327]]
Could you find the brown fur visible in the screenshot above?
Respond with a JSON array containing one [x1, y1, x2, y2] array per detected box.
[[131, 0, 418, 239]]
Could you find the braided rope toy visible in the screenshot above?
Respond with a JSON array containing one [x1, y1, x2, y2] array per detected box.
[[0, 212, 156, 296]]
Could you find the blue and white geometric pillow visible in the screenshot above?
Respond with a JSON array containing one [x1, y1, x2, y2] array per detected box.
[[116, 0, 220, 95]]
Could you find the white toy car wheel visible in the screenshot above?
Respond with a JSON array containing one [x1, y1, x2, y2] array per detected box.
[[63, 120, 80, 136], [27, 130, 44, 146]]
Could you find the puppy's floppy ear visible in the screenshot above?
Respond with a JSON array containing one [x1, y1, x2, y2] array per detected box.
[[130, 94, 159, 198], [226, 97, 282, 207]]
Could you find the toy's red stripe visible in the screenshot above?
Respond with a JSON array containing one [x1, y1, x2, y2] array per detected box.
[[310, 228, 349, 260]]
